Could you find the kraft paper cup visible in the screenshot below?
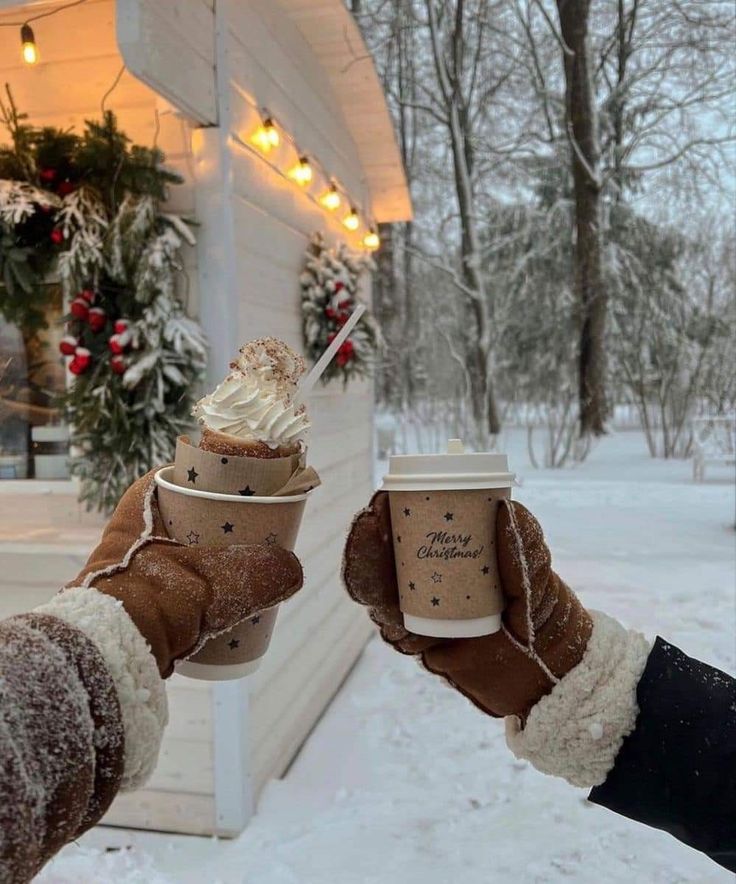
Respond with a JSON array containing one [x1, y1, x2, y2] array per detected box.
[[382, 439, 514, 639], [154, 465, 308, 680]]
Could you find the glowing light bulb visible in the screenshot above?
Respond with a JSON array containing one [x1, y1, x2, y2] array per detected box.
[[363, 228, 380, 250], [252, 117, 280, 152], [290, 155, 313, 186], [21, 24, 38, 65], [343, 208, 360, 231], [320, 185, 341, 211]]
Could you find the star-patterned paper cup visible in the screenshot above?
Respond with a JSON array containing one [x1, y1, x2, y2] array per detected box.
[[382, 440, 514, 639], [154, 465, 309, 680]]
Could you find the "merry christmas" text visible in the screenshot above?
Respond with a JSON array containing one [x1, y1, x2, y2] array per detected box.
[[417, 531, 484, 561]]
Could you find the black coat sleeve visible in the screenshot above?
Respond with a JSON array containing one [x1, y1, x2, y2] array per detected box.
[[589, 637, 736, 872]]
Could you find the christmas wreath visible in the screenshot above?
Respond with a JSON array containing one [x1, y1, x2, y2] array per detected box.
[[300, 232, 379, 385], [0, 88, 206, 511]]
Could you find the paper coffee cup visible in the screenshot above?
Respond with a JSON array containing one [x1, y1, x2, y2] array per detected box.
[[155, 465, 308, 680], [382, 439, 514, 638]]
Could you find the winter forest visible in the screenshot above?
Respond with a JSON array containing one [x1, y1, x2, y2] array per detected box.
[[354, 0, 735, 466]]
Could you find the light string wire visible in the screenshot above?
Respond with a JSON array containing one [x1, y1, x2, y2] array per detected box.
[[0, 0, 88, 27]]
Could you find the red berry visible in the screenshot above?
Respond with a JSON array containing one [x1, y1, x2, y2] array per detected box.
[[334, 281, 344, 292], [88, 307, 106, 333], [57, 180, 75, 197], [107, 331, 130, 355], [39, 168, 57, 183], [80, 288, 96, 303], [337, 299, 351, 310], [59, 336, 77, 356], [50, 228, 64, 245], [110, 355, 126, 375], [69, 298, 89, 321], [114, 318, 129, 334], [69, 347, 91, 375], [74, 346, 91, 367], [339, 339, 355, 356], [325, 307, 336, 319]]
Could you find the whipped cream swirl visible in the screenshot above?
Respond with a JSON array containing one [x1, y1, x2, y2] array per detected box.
[[194, 338, 310, 448]]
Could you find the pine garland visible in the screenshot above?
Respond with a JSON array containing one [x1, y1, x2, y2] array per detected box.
[[0, 87, 206, 511], [300, 232, 379, 385]]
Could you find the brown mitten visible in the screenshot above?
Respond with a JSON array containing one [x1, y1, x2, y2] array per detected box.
[[67, 469, 303, 677], [344, 492, 592, 721]]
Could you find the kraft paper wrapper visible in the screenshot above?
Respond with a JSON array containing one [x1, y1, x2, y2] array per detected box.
[[388, 488, 510, 623], [156, 480, 306, 670], [173, 436, 320, 497]]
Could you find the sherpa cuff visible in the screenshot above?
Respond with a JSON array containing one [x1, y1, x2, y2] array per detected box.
[[505, 611, 651, 788], [36, 587, 168, 791]]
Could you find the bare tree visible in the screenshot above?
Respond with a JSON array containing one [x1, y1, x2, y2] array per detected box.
[[555, 0, 608, 437], [356, 0, 735, 460]]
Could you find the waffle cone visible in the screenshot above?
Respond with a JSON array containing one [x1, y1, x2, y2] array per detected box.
[[199, 427, 300, 459]]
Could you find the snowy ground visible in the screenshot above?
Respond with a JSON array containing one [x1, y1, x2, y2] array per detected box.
[[40, 430, 734, 884]]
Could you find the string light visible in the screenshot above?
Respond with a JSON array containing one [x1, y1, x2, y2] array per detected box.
[[2, 2, 91, 63], [20, 24, 38, 64], [289, 155, 313, 186], [363, 228, 380, 250], [252, 117, 280, 152], [343, 207, 360, 231], [232, 97, 371, 231], [320, 184, 341, 211]]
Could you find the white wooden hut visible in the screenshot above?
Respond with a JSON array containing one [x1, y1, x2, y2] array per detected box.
[[0, 0, 411, 835]]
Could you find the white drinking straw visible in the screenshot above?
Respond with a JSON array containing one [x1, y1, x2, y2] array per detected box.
[[296, 303, 367, 403]]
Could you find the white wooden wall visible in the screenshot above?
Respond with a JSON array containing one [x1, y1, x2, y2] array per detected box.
[[0, 0, 375, 836]]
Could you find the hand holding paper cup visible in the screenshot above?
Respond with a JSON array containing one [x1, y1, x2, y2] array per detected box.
[[156, 338, 321, 681], [343, 462, 595, 721], [158, 316, 369, 681]]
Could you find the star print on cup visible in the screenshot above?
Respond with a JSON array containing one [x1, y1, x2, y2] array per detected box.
[[481, 565, 490, 575], [251, 615, 261, 625], [431, 596, 440, 606], [186, 530, 200, 546], [444, 511, 454, 521], [221, 521, 234, 534], [238, 485, 255, 496], [228, 638, 240, 650], [403, 507, 411, 516], [431, 571, 442, 584], [187, 467, 198, 484], [265, 532, 278, 545]]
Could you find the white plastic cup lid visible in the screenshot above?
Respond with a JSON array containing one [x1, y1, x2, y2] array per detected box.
[[382, 439, 514, 491]]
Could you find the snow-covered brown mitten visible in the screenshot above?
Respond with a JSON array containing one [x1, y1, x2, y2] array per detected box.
[[63, 468, 304, 678], [28, 468, 303, 795], [345, 493, 652, 788], [344, 493, 592, 720]]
